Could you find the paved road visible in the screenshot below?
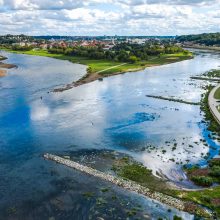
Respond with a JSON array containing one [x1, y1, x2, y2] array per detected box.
[[208, 84, 220, 124]]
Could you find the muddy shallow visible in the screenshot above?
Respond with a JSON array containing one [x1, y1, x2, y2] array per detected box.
[[0, 50, 220, 219]]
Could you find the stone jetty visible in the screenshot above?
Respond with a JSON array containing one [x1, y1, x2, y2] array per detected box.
[[44, 153, 187, 211], [146, 95, 200, 105]]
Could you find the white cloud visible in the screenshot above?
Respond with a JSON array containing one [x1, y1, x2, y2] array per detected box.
[[0, 0, 220, 35]]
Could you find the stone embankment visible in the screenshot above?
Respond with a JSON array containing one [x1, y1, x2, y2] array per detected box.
[[44, 153, 188, 212], [146, 95, 200, 105]]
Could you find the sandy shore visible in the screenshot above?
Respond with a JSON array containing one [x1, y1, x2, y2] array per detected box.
[[0, 69, 6, 77], [0, 62, 17, 69], [0, 56, 17, 77]]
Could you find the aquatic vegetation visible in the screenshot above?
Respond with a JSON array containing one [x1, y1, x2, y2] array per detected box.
[[101, 188, 109, 193], [127, 208, 137, 217], [111, 195, 117, 200], [172, 146, 177, 151], [203, 69, 220, 78], [173, 215, 182, 220], [162, 150, 167, 154], [96, 197, 107, 206], [82, 192, 94, 198]]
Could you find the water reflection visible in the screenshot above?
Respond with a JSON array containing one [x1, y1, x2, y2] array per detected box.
[[0, 50, 220, 219]]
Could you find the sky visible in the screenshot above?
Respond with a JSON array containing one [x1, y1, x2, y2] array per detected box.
[[0, 0, 220, 36]]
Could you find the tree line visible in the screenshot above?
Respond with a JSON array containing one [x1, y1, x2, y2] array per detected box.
[[48, 43, 185, 63], [176, 33, 220, 46]]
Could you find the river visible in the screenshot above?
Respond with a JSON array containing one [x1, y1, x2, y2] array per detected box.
[[0, 50, 220, 219]]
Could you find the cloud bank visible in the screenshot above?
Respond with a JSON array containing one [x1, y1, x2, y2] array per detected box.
[[0, 0, 220, 35]]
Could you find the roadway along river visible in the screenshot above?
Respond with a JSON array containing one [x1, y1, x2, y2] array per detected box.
[[0, 50, 220, 219]]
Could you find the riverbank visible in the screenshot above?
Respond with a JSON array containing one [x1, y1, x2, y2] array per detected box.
[[0, 49, 193, 91], [0, 69, 6, 77], [184, 44, 220, 52]]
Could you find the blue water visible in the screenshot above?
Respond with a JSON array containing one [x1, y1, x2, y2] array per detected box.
[[0, 50, 220, 219]]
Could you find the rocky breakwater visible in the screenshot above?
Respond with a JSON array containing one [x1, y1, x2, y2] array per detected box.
[[43, 153, 210, 216]]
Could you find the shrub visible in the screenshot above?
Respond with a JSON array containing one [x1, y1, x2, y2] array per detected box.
[[210, 166, 220, 177], [87, 66, 92, 74], [191, 176, 213, 187], [209, 159, 220, 167], [128, 55, 138, 63], [120, 163, 152, 183]]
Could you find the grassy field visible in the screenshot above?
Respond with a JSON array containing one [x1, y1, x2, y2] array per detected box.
[[177, 186, 220, 217], [214, 87, 220, 99]]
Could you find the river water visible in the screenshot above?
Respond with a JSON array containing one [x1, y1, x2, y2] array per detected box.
[[0, 50, 220, 219]]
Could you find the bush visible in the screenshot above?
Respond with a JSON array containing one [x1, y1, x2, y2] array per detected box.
[[120, 163, 152, 183], [87, 67, 92, 74], [128, 55, 138, 63], [173, 216, 182, 220], [210, 166, 220, 177], [191, 176, 213, 187], [201, 195, 211, 203], [209, 159, 220, 167]]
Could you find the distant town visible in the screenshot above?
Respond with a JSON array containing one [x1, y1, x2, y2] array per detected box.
[[0, 34, 176, 51], [1, 33, 220, 54]]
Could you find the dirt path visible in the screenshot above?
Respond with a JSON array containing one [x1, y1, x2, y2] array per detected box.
[[96, 63, 127, 74]]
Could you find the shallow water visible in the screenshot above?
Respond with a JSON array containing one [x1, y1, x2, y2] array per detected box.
[[1, 50, 220, 219]]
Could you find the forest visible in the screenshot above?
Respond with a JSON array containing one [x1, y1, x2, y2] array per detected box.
[[47, 43, 185, 63], [176, 33, 220, 46]]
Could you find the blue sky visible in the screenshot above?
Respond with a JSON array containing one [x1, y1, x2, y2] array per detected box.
[[0, 0, 220, 35]]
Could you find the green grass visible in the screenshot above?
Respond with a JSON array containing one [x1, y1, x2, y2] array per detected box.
[[214, 87, 220, 99], [178, 186, 220, 217], [1, 48, 193, 76], [112, 157, 212, 217], [112, 157, 173, 193], [204, 69, 220, 78]]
